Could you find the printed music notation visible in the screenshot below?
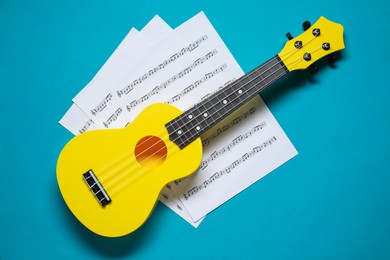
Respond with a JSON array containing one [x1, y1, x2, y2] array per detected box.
[[79, 118, 94, 134], [184, 136, 277, 199], [75, 64, 232, 134], [126, 50, 220, 112], [117, 35, 209, 97], [60, 12, 297, 227], [199, 78, 236, 102], [168, 106, 260, 188], [166, 64, 228, 104], [91, 93, 113, 116], [200, 122, 267, 170], [103, 107, 123, 128], [202, 107, 256, 147], [101, 48, 222, 127], [159, 183, 205, 226]]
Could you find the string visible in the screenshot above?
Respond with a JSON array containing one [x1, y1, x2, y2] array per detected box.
[[99, 34, 317, 195], [99, 55, 280, 180], [105, 60, 288, 196], [101, 39, 312, 193], [97, 59, 274, 184], [107, 135, 179, 196], [99, 59, 274, 180], [104, 63, 292, 196], [97, 63, 271, 183]]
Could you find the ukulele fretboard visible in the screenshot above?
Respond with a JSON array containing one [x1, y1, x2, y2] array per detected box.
[[166, 55, 288, 149]]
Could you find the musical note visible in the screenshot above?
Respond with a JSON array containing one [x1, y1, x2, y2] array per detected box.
[[161, 193, 169, 200], [117, 35, 209, 97], [90, 93, 113, 116], [103, 107, 123, 128], [174, 178, 183, 186], [202, 107, 257, 147], [200, 122, 267, 170], [62, 13, 299, 227], [184, 136, 277, 199], [125, 50, 219, 112], [166, 64, 228, 104], [78, 119, 94, 134]]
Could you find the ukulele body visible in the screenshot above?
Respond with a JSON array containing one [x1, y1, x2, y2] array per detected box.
[[56, 103, 203, 237], [56, 16, 345, 237]]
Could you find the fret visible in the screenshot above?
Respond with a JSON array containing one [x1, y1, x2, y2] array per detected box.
[[204, 100, 217, 115], [166, 55, 288, 149], [214, 92, 229, 114], [165, 122, 179, 142], [261, 65, 272, 80], [252, 69, 266, 85], [236, 80, 251, 101], [190, 106, 202, 125], [210, 95, 225, 117], [188, 105, 207, 130], [199, 109, 212, 129], [201, 100, 217, 128], [237, 73, 252, 87], [185, 113, 197, 131]]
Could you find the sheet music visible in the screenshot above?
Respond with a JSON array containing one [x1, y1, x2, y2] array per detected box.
[[59, 103, 99, 135], [59, 11, 297, 227], [174, 97, 297, 221], [72, 15, 172, 129], [59, 27, 139, 134], [159, 183, 203, 227], [60, 15, 174, 133], [60, 15, 204, 227]]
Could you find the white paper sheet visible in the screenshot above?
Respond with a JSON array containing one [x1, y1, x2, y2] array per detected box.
[[59, 104, 99, 135], [80, 11, 297, 222], [60, 11, 297, 227], [174, 96, 298, 221], [75, 12, 245, 131], [59, 27, 139, 134], [60, 15, 204, 227], [72, 15, 172, 128]]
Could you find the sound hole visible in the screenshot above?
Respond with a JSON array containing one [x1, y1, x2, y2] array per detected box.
[[135, 136, 167, 167]]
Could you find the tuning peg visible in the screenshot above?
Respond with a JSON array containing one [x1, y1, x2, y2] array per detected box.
[[328, 53, 337, 65], [286, 32, 293, 40], [302, 20, 311, 31], [308, 65, 319, 75]]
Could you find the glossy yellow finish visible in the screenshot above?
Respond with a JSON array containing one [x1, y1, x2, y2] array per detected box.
[[57, 17, 345, 237], [56, 103, 203, 237], [278, 16, 345, 71]]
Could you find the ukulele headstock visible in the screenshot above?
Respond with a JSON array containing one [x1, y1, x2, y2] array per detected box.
[[278, 16, 345, 72]]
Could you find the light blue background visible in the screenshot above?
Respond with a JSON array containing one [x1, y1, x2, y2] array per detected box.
[[1, 0, 389, 259]]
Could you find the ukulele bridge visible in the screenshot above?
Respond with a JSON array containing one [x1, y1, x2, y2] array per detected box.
[[82, 170, 111, 207]]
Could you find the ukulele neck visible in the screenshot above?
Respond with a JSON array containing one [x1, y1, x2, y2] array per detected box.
[[166, 55, 289, 149]]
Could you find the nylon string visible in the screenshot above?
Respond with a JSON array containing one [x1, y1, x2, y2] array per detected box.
[[97, 35, 317, 197]]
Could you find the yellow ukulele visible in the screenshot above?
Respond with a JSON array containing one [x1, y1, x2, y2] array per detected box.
[[57, 16, 344, 237]]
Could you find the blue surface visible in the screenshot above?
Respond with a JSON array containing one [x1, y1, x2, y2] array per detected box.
[[1, 0, 389, 259]]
